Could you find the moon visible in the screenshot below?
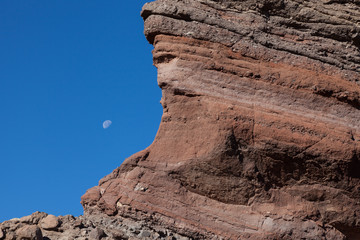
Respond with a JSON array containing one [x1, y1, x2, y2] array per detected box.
[[102, 120, 112, 129]]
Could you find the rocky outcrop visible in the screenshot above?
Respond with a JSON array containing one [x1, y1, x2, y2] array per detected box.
[[81, 0, 360, 239], [2, 0, 360, 239], [0, 212, 189, 240]]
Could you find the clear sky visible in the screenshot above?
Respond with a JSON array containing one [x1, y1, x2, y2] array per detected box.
[[0, 1, 162, 222]]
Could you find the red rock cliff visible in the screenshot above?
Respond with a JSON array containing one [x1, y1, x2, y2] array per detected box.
[[81, 0, 360, 239]]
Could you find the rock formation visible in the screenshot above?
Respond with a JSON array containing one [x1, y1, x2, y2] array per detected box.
[[0, 212, 185, 239], [1, 0, 360, 239]]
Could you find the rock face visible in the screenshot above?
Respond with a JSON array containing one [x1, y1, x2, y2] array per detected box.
[[80, 0, 360, 239], [2, 0, 360, 239]]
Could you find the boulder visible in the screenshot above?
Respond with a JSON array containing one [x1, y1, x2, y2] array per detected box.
[[39, 215, 60, 231], [15, 225, 42, 240], [89, 228, 106, 240]]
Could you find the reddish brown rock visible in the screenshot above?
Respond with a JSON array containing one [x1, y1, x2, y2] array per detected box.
[[82, 0, 360, 239], [1, 0, 359, 239]]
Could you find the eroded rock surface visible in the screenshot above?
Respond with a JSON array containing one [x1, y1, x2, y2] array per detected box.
[[0, 212, 189, 240], [82, 0, 360, 239], [2, 0, 360, 239]]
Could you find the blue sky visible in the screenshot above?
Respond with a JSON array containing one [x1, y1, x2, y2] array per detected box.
[[0, 1, 162, 222]]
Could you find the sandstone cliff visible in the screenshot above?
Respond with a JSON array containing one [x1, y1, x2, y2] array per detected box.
[[1, 0, 360, 239]]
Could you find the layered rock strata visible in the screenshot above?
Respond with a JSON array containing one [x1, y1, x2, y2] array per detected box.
[[1, 0, 359, 239], [82, 0, 360, 239]]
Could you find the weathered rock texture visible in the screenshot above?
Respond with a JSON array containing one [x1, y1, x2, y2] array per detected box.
[[2, 0, 360, 239], [82, 0, 360, 239], [0, 212, 188, 240]]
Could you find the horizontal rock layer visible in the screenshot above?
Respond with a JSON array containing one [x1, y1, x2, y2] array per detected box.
[[2, 0, 359, 239], [81, 0, 360, 239]]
